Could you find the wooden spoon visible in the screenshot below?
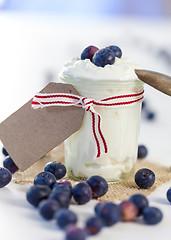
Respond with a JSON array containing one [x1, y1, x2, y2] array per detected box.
[[135, 69, 171, 96]]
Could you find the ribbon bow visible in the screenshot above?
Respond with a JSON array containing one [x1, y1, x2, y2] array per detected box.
[[32, 89, 144, 159]]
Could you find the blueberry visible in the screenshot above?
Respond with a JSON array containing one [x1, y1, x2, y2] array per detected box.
[[137, 145, 148, 159], [65, 225, 86, 240], [56, 209, 77, 229], [44, 162, 66, 180], [2, 147, 9, 156], [143, 207, 163, 225], [38, 199, 60, 220], [96, 202, 121, 226], [86, 175, 108, 198], [72, 182, 92, 205], [81, 45, 99, 61], [26, 185, 51, 207], [146, 111, 155, 120], [49, 188, 71, 208], [129, 194, 148, 215], [94, 201, 105, 216], [34, 171, 56, 188], [92, 48, 115, 67], [0, 167, 12, 188], [52, 180, 72, 191], [135, 168, 155, 189], [141, 100, 146, 110], [85, 216, 103, 235], [120, 200, 138, 221], [166, 188, 171, 203], [108, 45, 122, 58], [3, 157, 19, 174]]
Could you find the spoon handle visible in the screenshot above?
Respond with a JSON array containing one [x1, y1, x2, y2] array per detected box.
[[135, 69, 171, 96]]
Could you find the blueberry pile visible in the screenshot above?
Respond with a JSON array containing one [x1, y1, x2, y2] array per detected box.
[[26, 168, 108, 240], [81, 45, 122, 68], [0, 146, 19, 188]]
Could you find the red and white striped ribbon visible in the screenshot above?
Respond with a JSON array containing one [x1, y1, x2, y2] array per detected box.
[[32, 89, 144, 159]]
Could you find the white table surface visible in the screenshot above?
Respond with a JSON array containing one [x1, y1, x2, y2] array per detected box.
[[0, 13, 171, 240]]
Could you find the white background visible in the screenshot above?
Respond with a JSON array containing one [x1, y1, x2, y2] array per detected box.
[[0, 13, 171, 240]]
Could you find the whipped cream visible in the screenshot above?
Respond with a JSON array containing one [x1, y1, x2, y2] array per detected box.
[[60, 57, 142, 83]]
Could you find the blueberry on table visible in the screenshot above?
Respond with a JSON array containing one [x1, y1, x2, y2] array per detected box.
[[143, 207, 163, 225], [65, 225, 87, 240], [86, 175, 108, 198], [108, 45, 122, 58], [38, 199, 60, 220], [85, 216, 103, 235], [2, 147, 9, 156], [53, 180, 72, 191], [26, 185, 51, 207], [34, 171, 56, 188], [137, 145, 148, 159], [81, 45, 99, 61], [72, 182, 92, 205], [120, 200, 138, 221], [0, 167, 12, 188], [52, 184, 72, 196], [92, 47, 115, 67], [49, 188, 71, 208], [94, 201, 105, 216], [166, 188, 171, 203], [96, 202, 121, 226], [44, 162, 66, 180], [3, 157, 19, 174], [135, 168, 155, 189], [56, 209, 77, 229], [146, 111, 155, 120], [129, 194, 149, 215]]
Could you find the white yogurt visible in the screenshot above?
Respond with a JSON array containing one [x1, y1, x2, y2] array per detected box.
[[60, 57, 144, 182]]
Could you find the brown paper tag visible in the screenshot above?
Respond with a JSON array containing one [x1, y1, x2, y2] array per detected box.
[[0, 82, 84, 171]]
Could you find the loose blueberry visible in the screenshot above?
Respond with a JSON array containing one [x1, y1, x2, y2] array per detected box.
[[96, 202, 121, 226], [49, 188, 71, 208], [129, 194, 148, 215], [38, 199, 60, 220], [94, 201, 105, 216], [146, 111, 155, 120], [2, 147, 9, 156], [72, 182, 92, 205], [85, 216, 103, 235], [143, 207, 163, 225], [65, 225, 87, 240], [92, 47, 115, 67], [137, 145, 148, 159], [26, 185, 51, 207], [44, 162, 66, 180], [108, 45, 122, 58], [56, 209, 77, 229], [135, 168, 155, 189], [81, 45, 99, 61], [86, 175, 108, 198], [166, 188, 171, 203], [141, 100, 146, 110], [52, 180, 72, 191], [120, 200, 138, 221], [34, 171, 56, 188], [0, 167, 12, 188], [3, 157, 19, 174]]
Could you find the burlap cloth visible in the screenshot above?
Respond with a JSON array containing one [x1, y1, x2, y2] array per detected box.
[[14, 143, 171, 201]]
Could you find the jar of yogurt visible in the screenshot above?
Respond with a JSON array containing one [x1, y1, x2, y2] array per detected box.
[[59, 57, 144, 182]]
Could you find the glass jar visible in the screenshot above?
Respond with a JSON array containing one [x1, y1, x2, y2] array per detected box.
[[61, 75, 143, 182]]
